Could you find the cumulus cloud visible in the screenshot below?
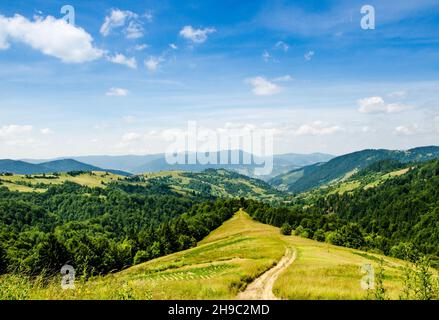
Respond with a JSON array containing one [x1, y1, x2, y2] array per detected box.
[[246, 76, 281, 96], [0, 14, 103, 63], [179, 25, 216, 43], [0, 124, 36, 146], [106, 87, 129, 96], [293, 121, 343, 136], [304, 50, 315, 61], [107, 53, 137, 69], [357, 96, 412, 114], [100, 9, 146, 39], [144, 55, 164, 71]]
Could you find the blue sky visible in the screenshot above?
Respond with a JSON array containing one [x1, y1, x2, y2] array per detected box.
[[0, 0, 439, 158]]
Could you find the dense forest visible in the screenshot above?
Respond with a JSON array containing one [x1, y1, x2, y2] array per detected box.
[[0, 181, 240, 277], [243, 159, 439, 267], [0, 158, 438, 279]]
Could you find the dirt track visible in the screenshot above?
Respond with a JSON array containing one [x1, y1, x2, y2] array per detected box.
[[237, 248, 296, 300]]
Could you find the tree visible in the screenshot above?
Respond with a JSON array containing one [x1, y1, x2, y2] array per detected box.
[[33, 234, 70, 274], [313, 229, 325, 242], [280, 223, 292, 235], [0, 245, 7, 274]]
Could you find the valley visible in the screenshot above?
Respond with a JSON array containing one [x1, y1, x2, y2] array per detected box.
[[0, 146, 438, 300], [0, 210, 412, 300]]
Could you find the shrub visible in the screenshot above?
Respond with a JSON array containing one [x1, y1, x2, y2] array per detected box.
[[280, 223, 292, 236], [313, 229, 326, 242]]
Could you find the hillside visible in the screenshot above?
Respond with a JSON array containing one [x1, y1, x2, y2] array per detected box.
[[0, 168, 283, 202], [121, 169, 283, 201], [270, 146, 439, 193], [3, 210, 410, 300], [23, 151, 333, 180]]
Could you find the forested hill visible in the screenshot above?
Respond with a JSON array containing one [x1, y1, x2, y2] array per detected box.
[[270, 146, 439, 193], [313, 159, 439, 259], [0, 179, 241, 277], [241, 159, 439, 267]]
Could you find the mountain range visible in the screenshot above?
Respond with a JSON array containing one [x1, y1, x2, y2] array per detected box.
[[270, 145, 439, 193], [19, 151, 334, 179], [0, 159, 129, 176]]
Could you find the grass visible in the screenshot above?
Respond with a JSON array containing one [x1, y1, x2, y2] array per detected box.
[[0, 171, 123, 192], [273, 236, 406, 299], [0, 211, 414, 300], [1, 210, 286, 300]]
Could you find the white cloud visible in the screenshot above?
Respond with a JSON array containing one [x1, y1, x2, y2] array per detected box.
[[0, 124, 36, 146], [275, 41, 289, 52], [262, 50, 271, 62], [100, 9, 145, 39], [0, 124, 33, 136], [107, 53, 137, 69], [134, 43, 148, 51], [125, 20, 143, 39], [0, 14, 103, 63], [143, 12, 153, 22], [144, 55, 164, 71], [304, 50, 315, 61], [247, 76, 281, 96], [395, 125, 419, 136], [272, 75, 293, 82], [40, 128, 53, 135], [293, 121, 343, 136], [357, 96, 412, 114], [169, 43, 178, 50], [106, 87, 129, 96], [179, 25, 216, 43]]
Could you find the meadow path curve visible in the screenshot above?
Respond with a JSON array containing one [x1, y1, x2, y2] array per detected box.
[[236, 247, 296, 300]]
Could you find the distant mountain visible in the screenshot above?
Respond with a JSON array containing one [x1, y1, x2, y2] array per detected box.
[[0, 159, 130, 175], [0, 160, 51, 174], [270, 146, 439, 193], [22, 151, 333, 180]]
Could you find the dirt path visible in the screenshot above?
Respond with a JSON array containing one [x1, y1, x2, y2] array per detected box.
[[237, 248, 296, 300]]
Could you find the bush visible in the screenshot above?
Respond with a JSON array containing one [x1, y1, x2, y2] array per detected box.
[[294, 225, 304, 236], [133, 250, 150, 265], [280, 223, 292, 236], [313, 229, 326, 242]]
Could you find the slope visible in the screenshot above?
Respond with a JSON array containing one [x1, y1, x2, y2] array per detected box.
[[270, 146, 439, 193], [0, 159, 130, 176], [17, 210, 408, 300]]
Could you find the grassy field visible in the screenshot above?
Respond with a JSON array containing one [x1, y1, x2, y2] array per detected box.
[[275, 236, 405, 299], [0, 210, 414, 300], [0, 171, 123, 192]]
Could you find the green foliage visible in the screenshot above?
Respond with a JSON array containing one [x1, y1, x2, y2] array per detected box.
[[312, 229, 326, 242], [280, 223, 292, 235], [0, 181, 240, 278], [374, 259, 387, 300]]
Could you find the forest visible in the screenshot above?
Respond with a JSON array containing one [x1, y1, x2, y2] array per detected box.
[[243, 159, 439, 267], [0, 181, 240, 277], [0, 159, 438, 279]]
